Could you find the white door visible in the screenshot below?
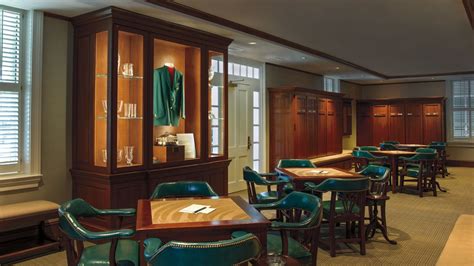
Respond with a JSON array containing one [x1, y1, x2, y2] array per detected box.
[[228, 84, 252, 193]]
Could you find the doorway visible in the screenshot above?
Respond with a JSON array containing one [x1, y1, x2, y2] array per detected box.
[[227, 59, 263, 193]]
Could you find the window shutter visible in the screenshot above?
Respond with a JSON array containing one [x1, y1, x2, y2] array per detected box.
[[0, 7, 22, 174]]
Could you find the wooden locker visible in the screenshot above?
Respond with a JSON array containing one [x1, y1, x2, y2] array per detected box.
[[389, 104, 406, 143], [306, 95, 318, 158], [294, 94, 307, 158], [356, 103, 372, 146], [423, 103, 443, 144], [269, 92, 293, 169], [327, 99, 338, 154], [405, 103, 423, 144], [317, 99, 328, 156], [372, 105, 389, 146]]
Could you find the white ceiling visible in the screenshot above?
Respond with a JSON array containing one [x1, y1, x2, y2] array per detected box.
[[2, 0, 473, 84]]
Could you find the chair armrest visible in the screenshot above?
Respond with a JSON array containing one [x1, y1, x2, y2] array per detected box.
[[270, 221, 307, 230], [82, 228, 136, 241], [264, 179, 289, 186], [252, 201, 281, 211], [96, 208, 136, 216], [259, 172, 278, 177], [304, 182, 326, 193], [143, 238, 163, 262]]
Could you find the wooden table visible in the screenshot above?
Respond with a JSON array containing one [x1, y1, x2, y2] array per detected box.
[[371, 150, 416, 193], [396, 143, 428, 151], [136, 196, 270, 266], [276, 167, 365, 190]]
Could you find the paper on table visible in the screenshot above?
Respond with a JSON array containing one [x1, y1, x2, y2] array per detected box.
[[198, 207, 216, 214], [308, 170, 329, 174], [179, 204, 210, 214]]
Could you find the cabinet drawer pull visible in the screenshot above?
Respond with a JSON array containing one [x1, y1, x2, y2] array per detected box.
[[433, 112, 438, 115], [407, 113, 413, 116], [398, 113, 403, 116]]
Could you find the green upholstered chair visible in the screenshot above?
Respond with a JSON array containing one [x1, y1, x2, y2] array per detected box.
[[305, 178, 369, 257], [357, 146, 379, 151], [359, 165, 396, 245], [415, 148, 437, 154], [237, 192, 322, 265], [379, 143, 398, 150], [429, 144, 449, 178], [144, 232, 262, 266], [150, 181, 218, 199], [58, 198, 159, 266], [352, 150, 389, 172], [243, 166, 290, 204], [399, 152, 437, 197], [382, 141, 400, 145]]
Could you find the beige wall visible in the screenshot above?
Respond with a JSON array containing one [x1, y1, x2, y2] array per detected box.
[[1, 17, 73, 205], [340, 81, 362, 150], [360, 81, 446, 99], [265, 64, 324, 89]]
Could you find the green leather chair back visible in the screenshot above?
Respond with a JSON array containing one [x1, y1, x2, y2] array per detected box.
[[402, 152, 437, 161], [429, 144, 446, 151], [150, 181, 218, 199], [352, 150, 387, 160], [309, 177, 369, 193], [277, 159, 316, 168], [415, 148, 437, 154], [272, 191, 322, 228], [431, 141, 446, 146], [380, 143, 398, 150], [358, 165, 390, 196], [243, 166, 268, 185], [358, 146, 379, 151], [383, 141, 400, 145], [145, 232, 262, 266]]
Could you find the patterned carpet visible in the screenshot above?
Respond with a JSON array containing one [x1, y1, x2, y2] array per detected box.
[[14, 167, 473, 265]]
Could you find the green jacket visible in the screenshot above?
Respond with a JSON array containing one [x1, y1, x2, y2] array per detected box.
[[153, 66, 185, 126]]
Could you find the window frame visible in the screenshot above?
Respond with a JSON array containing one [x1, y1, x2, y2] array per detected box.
[[0, 7, 43, 192], [447, 79, 474, 145], [324, 76, 340, 93]]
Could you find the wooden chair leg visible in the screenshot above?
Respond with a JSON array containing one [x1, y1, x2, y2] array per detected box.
[[418, 177, 423, 197], [359, 219, 366, 255], [329, 219, 336, 257]]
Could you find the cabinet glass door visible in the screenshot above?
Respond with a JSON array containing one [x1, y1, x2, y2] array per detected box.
[[116, 31, 144, 168], [94, 31, 108, 167], [208, 51, 225, 157]]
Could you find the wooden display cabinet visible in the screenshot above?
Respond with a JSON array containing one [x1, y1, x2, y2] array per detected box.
[[356, 97, 446, 146], [268, 87, 344, 170], [71, 7, 232, 230]]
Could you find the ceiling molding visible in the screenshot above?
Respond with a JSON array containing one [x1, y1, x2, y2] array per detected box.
[[265, 62, 323, 77], [146, 0, 388, 78], [463, 0, 474, 29], [43, 11, 72, 22], [389, 70, 474, 79], [361, 80, 445, 87]]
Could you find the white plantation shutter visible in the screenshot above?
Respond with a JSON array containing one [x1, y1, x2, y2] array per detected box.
[[0, 7, 22, 174], [451, 80, 474, 142]]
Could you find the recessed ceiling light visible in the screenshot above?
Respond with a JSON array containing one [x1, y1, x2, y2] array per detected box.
[[431, 77, 435, 79], [248, 42, 257, 45], [301, 56, 306, 60], [336, 67, 340, 70]]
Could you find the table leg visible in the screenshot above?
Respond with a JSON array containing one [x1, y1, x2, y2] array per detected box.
[[391, 156, 398, 193], [255, 230, 267, 260]]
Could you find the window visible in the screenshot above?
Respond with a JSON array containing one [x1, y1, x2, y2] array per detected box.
[[0, 7, 22, 175], [450, 80, 474, 142], [227, 61, 260, 80], [252, 90, 261, 171], [324, 77, 340, 93]]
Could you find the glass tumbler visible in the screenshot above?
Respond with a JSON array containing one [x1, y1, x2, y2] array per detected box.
[[124, 146, 134, 165]]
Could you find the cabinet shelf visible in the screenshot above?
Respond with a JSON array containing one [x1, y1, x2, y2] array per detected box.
[[96, 116, 143, 120], [96, 73, 144, 79]]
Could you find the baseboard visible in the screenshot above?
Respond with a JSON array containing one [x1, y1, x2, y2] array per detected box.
[[446, 160, 474, 167]]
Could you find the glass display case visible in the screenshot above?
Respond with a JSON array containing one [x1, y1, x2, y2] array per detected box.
[[94, 31, 108, 167], [116, 31, 144, 168], [152, 38, 201, 164]]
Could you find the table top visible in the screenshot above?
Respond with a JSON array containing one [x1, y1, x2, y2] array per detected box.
[[372, 150, 416, 156], [136, 196, 270, 232], [276, 167, 364, 182], [397, 144, 428, 148]]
